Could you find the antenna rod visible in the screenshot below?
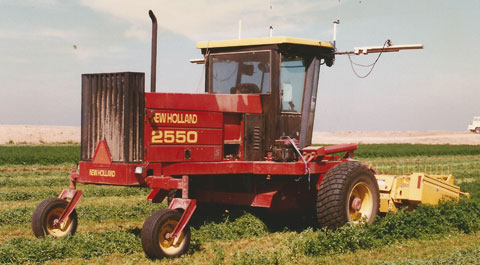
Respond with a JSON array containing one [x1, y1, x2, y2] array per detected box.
[[333, 20, 340, 51], [335, 43, 424, 55], [238, 20, 242, 40], [149, 10, 157, 93]]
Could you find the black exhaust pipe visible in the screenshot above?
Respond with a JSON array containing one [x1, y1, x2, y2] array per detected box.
[[149, 10, 157, 93]]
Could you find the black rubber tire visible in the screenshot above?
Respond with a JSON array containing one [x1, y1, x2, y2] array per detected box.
[[32, 198, 78, 238], [475, 127, 480, 134], [141, 209, 191, 259], [316, 161, 380, 229]]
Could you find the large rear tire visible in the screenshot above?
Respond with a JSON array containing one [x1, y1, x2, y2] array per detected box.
[[141, 209, 191, 259], [32, 198, 78, 238], [316, 161, 380, 229]]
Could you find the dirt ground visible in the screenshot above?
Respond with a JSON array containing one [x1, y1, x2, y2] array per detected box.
[[312, 131, 480, 145], [0, 125, 81, 144], [0, 125, 479, 145]]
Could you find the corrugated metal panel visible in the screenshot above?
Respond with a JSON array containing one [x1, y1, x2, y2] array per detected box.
[[81, 72, 145, 163]]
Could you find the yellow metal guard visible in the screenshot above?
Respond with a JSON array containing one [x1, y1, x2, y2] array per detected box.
[[375, 173, 470, 213]]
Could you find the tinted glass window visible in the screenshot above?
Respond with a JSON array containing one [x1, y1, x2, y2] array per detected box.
[[211, 51, 270, 94], [280, 56, 306, 112]]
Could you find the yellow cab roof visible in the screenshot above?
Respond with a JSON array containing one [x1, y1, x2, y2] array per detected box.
[[196, 36, 334, 49]]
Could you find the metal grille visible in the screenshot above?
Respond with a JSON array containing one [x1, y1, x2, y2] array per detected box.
[[81, 72, 145, 162], [252, 127, 261, 150], [244, 114, 264, 161]]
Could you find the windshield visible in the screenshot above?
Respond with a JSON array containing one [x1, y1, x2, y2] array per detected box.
[[210, 51, 271, 94], [280, 56, 306, 113]]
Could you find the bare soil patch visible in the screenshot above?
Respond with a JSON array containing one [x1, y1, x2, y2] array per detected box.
[[0, 125, 80, 144], [312, 131, 480, 145]]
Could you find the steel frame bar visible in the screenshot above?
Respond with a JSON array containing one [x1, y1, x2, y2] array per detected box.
[[56, 189, 83, 227], [168, 198, 197, 240]]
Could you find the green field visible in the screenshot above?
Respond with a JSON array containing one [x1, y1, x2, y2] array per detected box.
[[1, 144, 480, 264]]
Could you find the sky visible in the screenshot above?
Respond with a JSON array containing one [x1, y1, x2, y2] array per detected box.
[[0, 0, 479, 131]]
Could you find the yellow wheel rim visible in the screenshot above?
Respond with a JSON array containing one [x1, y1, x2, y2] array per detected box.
[[158, 220, 186, 255], [45, 207, 73, 237], [348, 182, 373, 222]]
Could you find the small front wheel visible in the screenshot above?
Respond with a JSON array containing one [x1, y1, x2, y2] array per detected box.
[[141, 209, 191, 259], [475, 127, 480, 134], [32, 198, 78, 238]]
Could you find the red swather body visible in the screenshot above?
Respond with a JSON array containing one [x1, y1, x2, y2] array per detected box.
[[32, 10, 378, 259]]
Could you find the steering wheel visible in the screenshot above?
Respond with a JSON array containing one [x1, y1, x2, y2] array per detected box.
[[230, 83, 260, 94]]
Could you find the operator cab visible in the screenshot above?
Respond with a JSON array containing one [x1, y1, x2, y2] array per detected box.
[[198, 37, 335, 157]]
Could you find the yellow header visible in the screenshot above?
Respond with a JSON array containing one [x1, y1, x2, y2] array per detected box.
[[197, 36, 334, 49]]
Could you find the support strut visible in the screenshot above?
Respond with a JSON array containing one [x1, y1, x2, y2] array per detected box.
[[55, 170, 83, 227], [168, 198, 197, 240]]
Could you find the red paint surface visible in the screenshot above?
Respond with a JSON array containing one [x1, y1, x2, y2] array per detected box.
[[78, 162, 144, 186], [168, 198, 197, 239], [145, 93, 262, 113], [161, 160, 341, 176], [147, 145, 223, 162], [197, 190, 277, 208], [92, 141, 112, 166], [324, 143, 358, 154], [148, 109, 223, 128], [147, 128, 223, 145], [146, 175, 185, 190]]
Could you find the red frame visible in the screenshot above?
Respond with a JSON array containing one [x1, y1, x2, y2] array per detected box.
[[145, 93, 262, 113], [61, 92, 359, 242]]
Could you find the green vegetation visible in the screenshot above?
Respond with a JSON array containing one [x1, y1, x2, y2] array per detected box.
[[0, 230, 142, 264], [2, 143, 480, 165], [0, 144, 79, 165], [2, 200, 480, 264], [0, 185, 149, 202], [0, 201, 160, 226], [354, 144, 480, 158], [290, 199, 480, 256], [0, 144, 480, 264]]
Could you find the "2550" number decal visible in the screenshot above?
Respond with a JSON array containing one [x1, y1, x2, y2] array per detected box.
[[151, 130, 198, 144]]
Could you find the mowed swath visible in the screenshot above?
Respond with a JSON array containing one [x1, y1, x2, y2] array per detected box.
[[1, 144, 480, 264]]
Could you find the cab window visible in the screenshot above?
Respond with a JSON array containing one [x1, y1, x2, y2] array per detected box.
[[280, 55, 306, 113], [210, 51, 271, 94]]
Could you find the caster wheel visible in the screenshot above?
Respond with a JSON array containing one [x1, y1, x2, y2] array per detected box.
[[32, 198, 78, 238], [141, 209, 191, 258]]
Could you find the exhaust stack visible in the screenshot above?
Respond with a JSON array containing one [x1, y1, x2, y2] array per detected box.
[[149, 10, 157, 92]]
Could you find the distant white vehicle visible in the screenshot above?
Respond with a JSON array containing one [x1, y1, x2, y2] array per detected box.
[[468, 116, 480, 134]]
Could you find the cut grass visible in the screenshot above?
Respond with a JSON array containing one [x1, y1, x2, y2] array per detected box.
[[2, 143, 480, 166], [0, 229, 142, 264], [354, 144, 480, 158], [0, 185, 150, 202], [0, 219, 144, 245], [0, 201, 163, 226], [1, 144, 480, 264], [35, 232, 480, 265], [301, 232, 480, 265], [0, 169, 68, 179], [0, 195, 149, 210], [0, 176, 70, 188], [0, 164, 74, 171], [2, 200, 480, 264]]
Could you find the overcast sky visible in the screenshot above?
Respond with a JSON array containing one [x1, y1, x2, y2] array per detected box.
[[1, 0, 479, 131]]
